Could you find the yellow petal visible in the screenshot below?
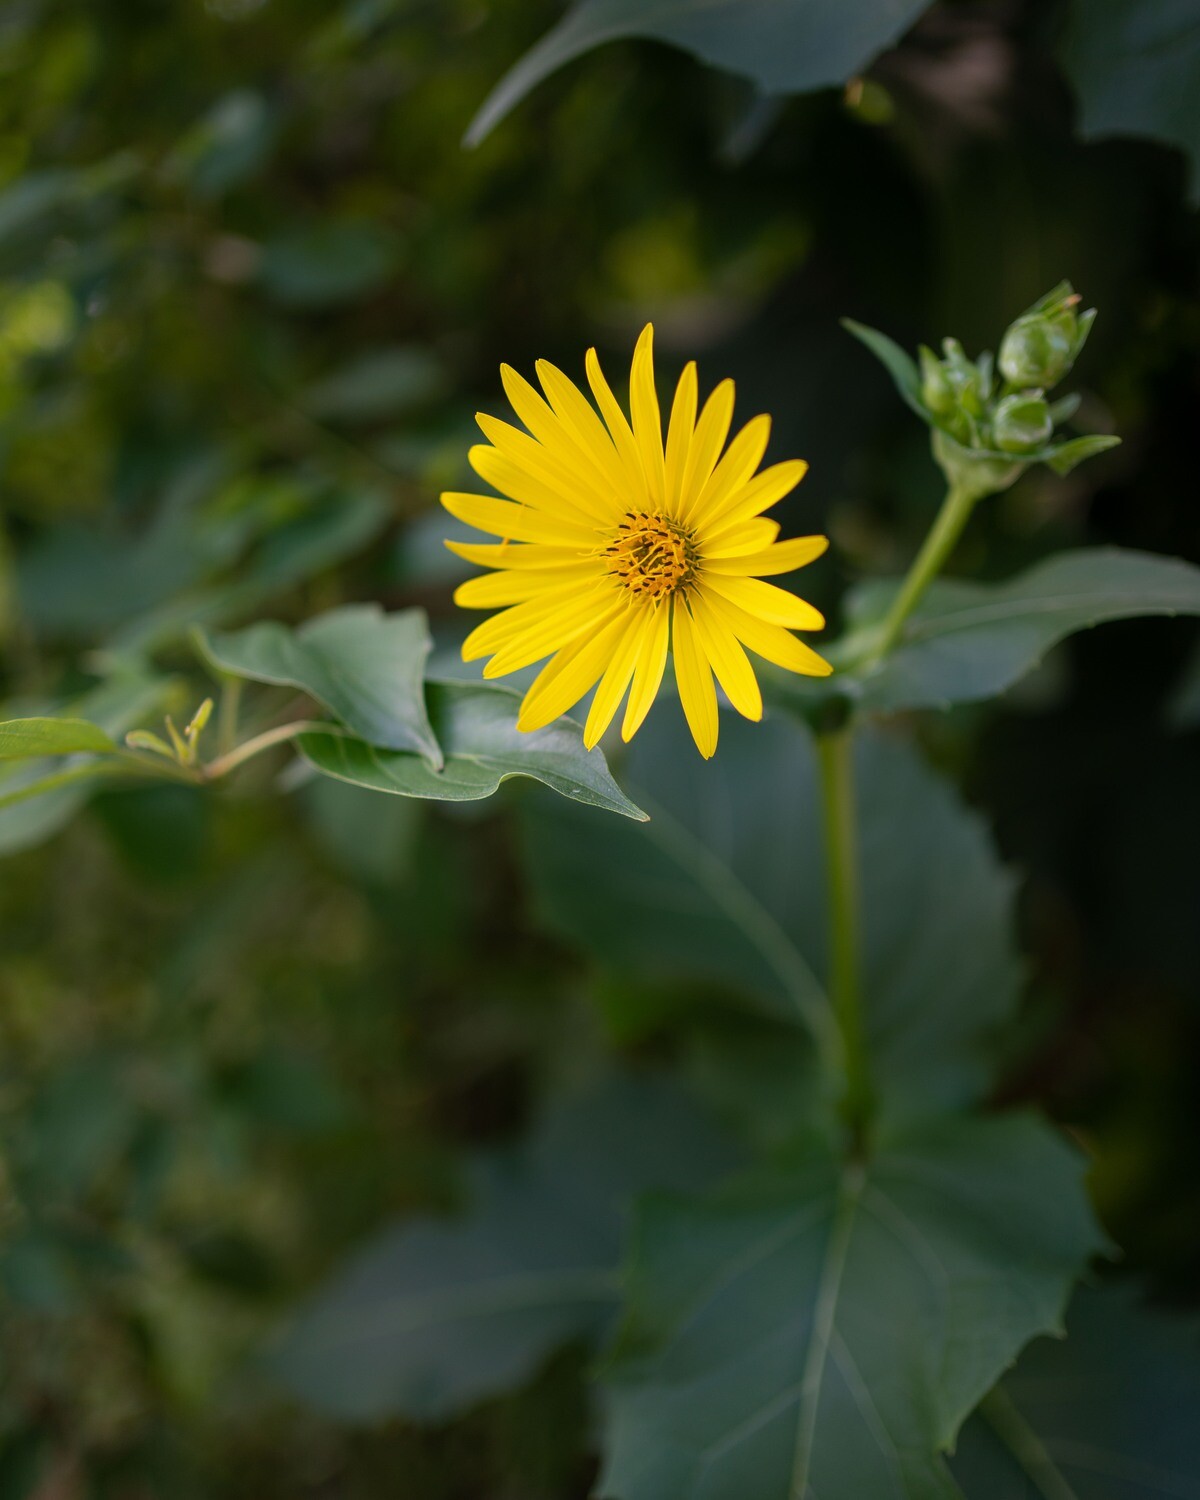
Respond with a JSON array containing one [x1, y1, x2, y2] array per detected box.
[[474, 414, 614, 523], [483, 592, 619, 678], [454, 565, 594, 608], [469, 445, 606, 523], [663, 361, 697, 517], [703, 535, 829, 577], [517, 605, 632, 732], [584, 607, 651, 749], [689, 592, 762, 721], [705, 574, 825, 630], [585, 346, 646, 500], [699, 459, 809, 539], [672, 599, 719, 759], [700, 518, 780, 558], [442, 492, 597, 547], [500, 362, 580, 462], [621, 600, 670, 741], [461, 579, 609, 660], [689, 414, 772, 528], [679, 378, 735, 518], [706, 592, 833, 678], [629, 324, 665, 505], [535, 359, 628, 498], [445, 539, 586, 570]]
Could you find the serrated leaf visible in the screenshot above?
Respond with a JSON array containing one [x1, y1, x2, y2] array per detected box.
[[1062, 0, 1200, 203], [599, 1115, 1102, 1500], [953, 1283, 1200, 1499], [0, 718, 116, 760], [466, 0, 932, 146], [299, 679, 645, 820], [270, 1072, 741, 1420], [198, 605, 441, 766], [521, 712, 1019, 1125], [842, 318, 928, 418], [835, 548, 1200, 714]]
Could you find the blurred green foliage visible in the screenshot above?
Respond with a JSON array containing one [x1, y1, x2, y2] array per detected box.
[[1, 0, 1199, 1495]]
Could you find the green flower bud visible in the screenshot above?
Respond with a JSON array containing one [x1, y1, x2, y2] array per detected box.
[[998, 283, 1096, 388], [992, 390, 1053, 453], [919, 344, 956, 415], [940, 337, 986, 417]]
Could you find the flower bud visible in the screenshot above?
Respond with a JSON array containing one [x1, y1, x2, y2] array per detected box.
[[998, 283, 1095, 389], [919, 344, 956, 416], [992, 391, 1053, 454]]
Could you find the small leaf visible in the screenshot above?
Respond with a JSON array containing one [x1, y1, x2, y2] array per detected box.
[[1044, 431, 1121, 475], [270, 1072, 740, 1420], [599, 1115, 1103, 1500], [840, 547, 1200, 714], [198, 605, 442, 767], [953, 1283, 1200, 1498], [466, 0, 932, 146], [0, 718, 116, 760], [299, 679, 645, 821], [841, 318, 928, 418]]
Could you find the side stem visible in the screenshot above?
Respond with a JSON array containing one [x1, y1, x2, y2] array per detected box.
[[816, 727, 873, 1147], [978, 1387, 1080, 1500], [866, 480, 978, 664]]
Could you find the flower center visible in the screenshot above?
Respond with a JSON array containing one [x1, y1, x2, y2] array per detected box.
[[602, 511, 697, 599]]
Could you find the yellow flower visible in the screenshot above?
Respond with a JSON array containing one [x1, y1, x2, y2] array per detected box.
[[442, 324, 832, 759]]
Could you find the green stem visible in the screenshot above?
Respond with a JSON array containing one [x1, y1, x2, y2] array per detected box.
[[203, 720, 324, 781], [816, 728, 873, 1147], [218, 676, 242, 757], [866, 480, 979, 665], [979, 1387, 1080, 1500]]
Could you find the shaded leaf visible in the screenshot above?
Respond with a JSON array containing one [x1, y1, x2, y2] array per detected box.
[[302, 346, 447, 424], [466, 0, 932, 145], [1045, 433, 1121, 476], [521, 712, 1019, 1126], [600, 1115, 1102, 1500], [259, 219, 401, 308], [199, 605, 441, 765], [271, 1072, 741, 1420], [0, 718, 116, 760], [299, 679, 645, 820], [842, 317, 927, 418]]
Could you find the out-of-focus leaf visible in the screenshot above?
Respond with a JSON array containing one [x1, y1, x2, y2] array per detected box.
[[164, 89, 277, 198], [198, 605, 441, 765], [270, 1071, 741, 1420], [1045, 432, 1122, 475], [302, 346, 447, 424], [600, 1114, 1101, 1500], [522, 712, 1018, 1125], [0, 718, 116, 759], [953, 1283, 1200, 1499], [299, 679, 646, 820], [259, 220, 401, 308], [0, 673, 170, 854], [842, 317, 927, 417], [304, 773, 420, 885], [1062, 0, 1200, 202], [833, 548, 1200, 715], [1169, 640, 1200, 727], [467, 0, 932, 145]]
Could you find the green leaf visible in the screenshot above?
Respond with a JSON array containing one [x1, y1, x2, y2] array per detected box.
[[953, 1284, 1200, 1499], [259, 219, 401, 308], [600, 1114, 1102, 1500], [198, 605, 441, 766], [466, 0, 932, 146], [302, 346, 447, 424], [842, 318, 928, 419], [838, 548, 1200, 714], [270, 1071, 740, 1420], [299, 679, 646, 821], [0, 718, 116, 760], [0, 673, 170, 855], [1044, 432, 1121, 476], [521, 713, 1020, 1125], [1062, 0, 1200, 203]]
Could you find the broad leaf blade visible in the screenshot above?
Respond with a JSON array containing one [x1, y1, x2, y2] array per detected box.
[[199, 605, 442, 766], [600, 1115, 1102, 1500], [270, 1072, 740, 1420], [299, 679, 646, 821], [467, 0, 932, 145], [843, 548, 1200, 714], [0, 718, 116, 759]]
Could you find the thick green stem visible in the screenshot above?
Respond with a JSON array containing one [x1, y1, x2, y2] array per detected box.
[[816, 728, 873, 1147], [979, 1387, 1080, 1500], [867, 480, 979, 665]]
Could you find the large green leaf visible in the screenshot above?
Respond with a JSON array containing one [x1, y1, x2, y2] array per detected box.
[[0, 674, 170, 855], [466, 0, 933, 145], [299, 679, 646, 821], [0, 718, 116, 760], [1062, 0, 1200, 203], [521, 712, 1019, 1124], [599, 1114, 1102, 1500], [953, 1284, 1200, 1499], [198, 605, 441, 765], [270, 1072, 740, 1420], [823, 548, 1200, 716]]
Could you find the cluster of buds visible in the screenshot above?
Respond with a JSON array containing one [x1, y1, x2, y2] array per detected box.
[[847, 282, 1119, 501]]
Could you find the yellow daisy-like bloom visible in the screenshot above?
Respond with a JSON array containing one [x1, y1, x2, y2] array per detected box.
[[441, 325, 832, 759]]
